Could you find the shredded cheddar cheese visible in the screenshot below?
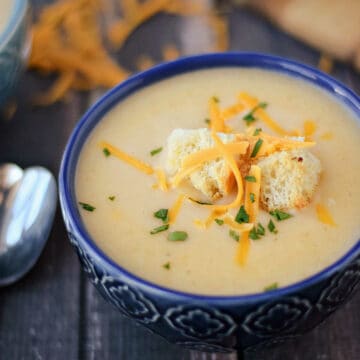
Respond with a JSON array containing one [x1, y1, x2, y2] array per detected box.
[[194, 209, 227, 229], [29, 0, 229, 105], [238, 93, 289, 136], [100, 141, 154, 175], [316, 204, 336, 226], [210, 97, 225, 132], [304, 120, 317, 139], [155, 169, 169, 191], [222, 103, 245, 120], [29, 0, 129, 104], [237, 165, 261, 265], [182, 142, 249, 169], [204, 131, 244, 211], [168, 194, 185, 224], [171, 141, 249, 187], [162, 44, 180, 62], [136, 55, 156, 71], [318, 54, 334, 74], [223, 217, 253, 232]]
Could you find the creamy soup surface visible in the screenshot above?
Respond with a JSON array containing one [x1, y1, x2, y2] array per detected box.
[[76, 68, 360, 295], [0, 0, 13, 35]]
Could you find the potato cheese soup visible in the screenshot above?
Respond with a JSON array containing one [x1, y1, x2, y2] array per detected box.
[[0, 0, 13, 35], [76, 68, 360, 295]]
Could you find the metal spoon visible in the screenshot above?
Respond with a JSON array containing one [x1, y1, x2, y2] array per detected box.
[[0, 163, 57, 286]]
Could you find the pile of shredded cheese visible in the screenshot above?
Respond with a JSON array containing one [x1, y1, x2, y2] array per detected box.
[[28, 0, 228, 105]]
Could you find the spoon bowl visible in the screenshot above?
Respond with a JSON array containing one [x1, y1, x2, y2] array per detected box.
[[0, 164, 57, 286]]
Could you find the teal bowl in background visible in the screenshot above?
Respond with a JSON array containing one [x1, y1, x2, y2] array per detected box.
[[0, 0, 31, 107]]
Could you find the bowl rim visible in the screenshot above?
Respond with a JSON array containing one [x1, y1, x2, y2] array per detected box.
[[59, 52, 360, 303], [0, 0, 28, 50]]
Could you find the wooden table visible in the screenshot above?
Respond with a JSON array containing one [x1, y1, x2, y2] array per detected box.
[[1, 1, 359, 359]]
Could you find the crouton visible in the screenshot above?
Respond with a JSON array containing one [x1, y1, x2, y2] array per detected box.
[[166, 128, 236, 200], [257, 149, 322, 211]]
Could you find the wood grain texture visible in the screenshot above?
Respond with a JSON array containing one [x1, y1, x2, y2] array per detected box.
[[0, 2, 359, 360]]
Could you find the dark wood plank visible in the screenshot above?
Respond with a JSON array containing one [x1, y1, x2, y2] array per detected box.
[[0, 73, 85, 358], [81, 280, 193, 360]]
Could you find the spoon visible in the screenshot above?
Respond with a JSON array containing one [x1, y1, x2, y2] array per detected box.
[[0, 163, 57, 286]]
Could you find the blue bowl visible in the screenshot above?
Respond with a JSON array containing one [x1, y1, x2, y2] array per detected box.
[[0, 0, 31, 107], [59, 53, 360, 353]]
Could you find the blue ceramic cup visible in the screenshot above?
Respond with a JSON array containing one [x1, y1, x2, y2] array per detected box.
[[59, 53, 360, 353], [0, 0, 31, 107]]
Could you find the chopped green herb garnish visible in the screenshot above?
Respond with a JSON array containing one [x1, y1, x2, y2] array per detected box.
[[215, 218, 224, 226], [150, 224, 169, 235], [249, 223, 266, 240], [163, 262, 171, 270], [150, 147, 163, 156], [250, 193, 255, 203], [212, 96, 220, 103], [264, 282, 278, 292], [235, 205, 249, 224], [108, 196, 116, 201], [154, 208, 168, 223], [270, 209, 292, 221], [268, 219, 278, 233], [229, 229, 240, 242], [205, 118, 211, 124], [79, 202, 96, 212], [188, 197, 212, 205], [243, 113, 255, 125], [243, 103, 268, 125], [257, 223, 266, 236], [245, 175, 256, 182], [258, 102, 268, 109], [249, 227, 260, 240], [253, 128, 262, 136], [168, 231, 188, 241], [251, 138, 263, 158], [103, 148, 111, 157]]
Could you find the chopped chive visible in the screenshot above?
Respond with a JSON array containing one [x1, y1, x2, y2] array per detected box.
[[258, 102, 268, 109], [243, 113, 255, 125], [264, 282, 278, 292], [270, 209, 292, 221], [243, 103, 268, 125], [251, 138, 263, 158], [249, 227, 260, 240], [268, 219, 278, 233], [253, 128, 262, 136], [163, 262, 171, 270], [215, 218, 224, 225], [188, 197, 212, 205], [150, 147, 163, 156], [205, 118, 211, 124], [235, 205, 249, 224], [168, 231, 188, 241], [79, 202, 96, 212], [154, 208, 168, 223], [229, 229, 240, 242], [250, 193, 255, 203], [245, 175, 256, 182], [257, 223, 265, 236], [212, 96, 220, 103], [150, 224, 169, 235], [108, 196, 116, 201], [103, 148, 111, 157]]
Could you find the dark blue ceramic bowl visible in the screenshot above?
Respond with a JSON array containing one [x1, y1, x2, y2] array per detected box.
[[0, 0, 30, 107], [59, 53, 360, 353]]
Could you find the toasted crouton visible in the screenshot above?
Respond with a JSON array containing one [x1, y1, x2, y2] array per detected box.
[[166, 128, 236, 200], [257, 149, 322, 211]]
